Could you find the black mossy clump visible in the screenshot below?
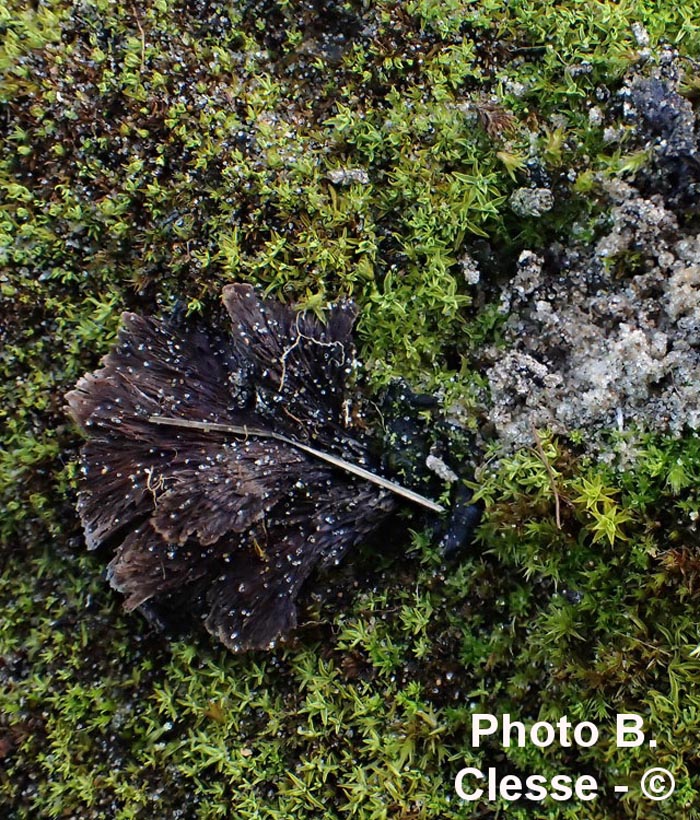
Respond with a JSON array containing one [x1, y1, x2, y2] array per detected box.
[[625, 72, 700, 212], [66, 284, 398, 652]]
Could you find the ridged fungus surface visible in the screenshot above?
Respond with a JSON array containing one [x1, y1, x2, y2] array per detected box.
[[66, 284, 410, 651]]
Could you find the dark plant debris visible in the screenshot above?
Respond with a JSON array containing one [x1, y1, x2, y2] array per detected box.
[[66, 284, 400, 651], [66, 284, 475, 652]]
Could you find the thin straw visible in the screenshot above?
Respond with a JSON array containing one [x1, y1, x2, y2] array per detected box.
[[148, 415, 445, 513]]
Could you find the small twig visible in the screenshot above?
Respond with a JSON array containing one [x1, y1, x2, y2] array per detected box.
[[148, 415, 445, 514], [530, 422, 562, 529], [281, 405, 309, 437], [278, 312, 346, 393], [131, 4, 146, 71], [144, 465, 166, 503]]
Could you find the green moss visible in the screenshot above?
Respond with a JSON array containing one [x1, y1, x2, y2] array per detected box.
[[4, 0, 700, 817]]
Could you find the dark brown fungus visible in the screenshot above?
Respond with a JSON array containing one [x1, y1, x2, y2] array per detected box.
[[66, 284, 440, 652]]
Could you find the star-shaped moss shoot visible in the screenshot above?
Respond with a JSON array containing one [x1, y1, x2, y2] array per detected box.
[[66, 284, 443, 652]]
